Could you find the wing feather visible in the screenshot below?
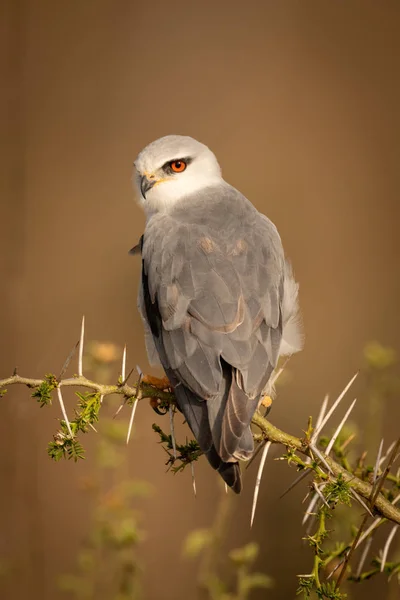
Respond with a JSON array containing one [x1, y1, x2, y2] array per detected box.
[[139, 183, 297, 485]]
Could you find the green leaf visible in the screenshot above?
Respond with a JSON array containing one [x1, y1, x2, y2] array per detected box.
[[32, 373, 57, 407]]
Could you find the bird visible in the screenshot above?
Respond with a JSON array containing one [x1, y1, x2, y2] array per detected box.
[[133, 135, 303, 493]]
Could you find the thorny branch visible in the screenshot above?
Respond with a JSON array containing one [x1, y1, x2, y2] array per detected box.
[[0, 373, 399, 526]]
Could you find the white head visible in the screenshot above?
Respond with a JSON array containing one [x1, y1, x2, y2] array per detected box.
[[133, 135, 222, 214]]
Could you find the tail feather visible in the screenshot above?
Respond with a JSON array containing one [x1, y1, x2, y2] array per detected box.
[[171, 377, 242, 493]]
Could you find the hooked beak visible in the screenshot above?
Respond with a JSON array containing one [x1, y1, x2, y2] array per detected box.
[[140, 175, 156, 199]]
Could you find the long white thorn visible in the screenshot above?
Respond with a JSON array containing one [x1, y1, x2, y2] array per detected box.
[[373, 438, 385, 484], [312, 482, 330, 509], [379, 440, 396, 468], [313, 394, 329, 440], [355, 492, 400, 550], [100, 394, 104, 404], [225, 483, 228, 494], [306, 394, 329, 466], [325, 398, 357, 455], [126, 398, 138, 445], [350, 489, 374, 517], [309, 443, 333, 474], [355, 536, 372, 578], [169, 405, 177, 459], [57, 386, 73, 438], [121, 345, 126, 382], [380, 525, 399, 572], [191, 462, 197, 497], [313, 372, 358, 440], [250, 441, 271, 528], [78, 315, 85, 377], [302, 484, 326, 525]]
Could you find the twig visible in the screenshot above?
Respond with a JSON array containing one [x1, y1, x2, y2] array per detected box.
[[251, 411, 400, 525], [1, 372, 400, 526]]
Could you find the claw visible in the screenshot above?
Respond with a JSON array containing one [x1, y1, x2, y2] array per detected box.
[[149, 397, 168, 415]]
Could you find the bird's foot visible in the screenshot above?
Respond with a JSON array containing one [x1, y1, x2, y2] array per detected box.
[[260, 395, 273, 416], [142, 374, 171, 390]]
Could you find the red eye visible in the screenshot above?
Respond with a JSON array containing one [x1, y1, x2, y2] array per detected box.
[[170, 160, 187, 173]]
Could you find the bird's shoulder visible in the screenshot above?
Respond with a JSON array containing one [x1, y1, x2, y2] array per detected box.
[[143, 182, 282, 262]]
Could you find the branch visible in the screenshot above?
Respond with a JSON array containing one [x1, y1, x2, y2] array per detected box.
[[0, 373, 174, 403], [1, 373, 399, 525], [251, 412, 400, 525]]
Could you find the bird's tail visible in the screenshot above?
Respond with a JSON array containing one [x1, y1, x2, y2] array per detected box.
[[171, 377, 242, 493]]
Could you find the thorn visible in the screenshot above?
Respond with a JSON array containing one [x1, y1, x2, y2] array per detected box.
[[13, 366, 18, 376], [326, 557, 344, 580], [120, 367, 134, 387], [121, 344, 127, 382], [380, 525, 399, 572], [340, 432, 356, 452], [312, 372, 358, 441], [113, 401, 126, 419], [312, 394, 329, 441], [246, 437, 267, 469], [379, 440, 396, 468], [58, 340, 80, 382], [355, 493, 400, 551], [126, 370, 143, 444], [78, 316, 85, 377], [126, 399, 139, 445], [100, 394, 104, 404], [373, 438, 385, 485], [280, 469, 312, 499], [325, 398, 357, 455], [191, 462, 197, 497], [169, 405, 177, 459], [302, 484, 326, 525], [309, 443, 333, 474], [250, 441, 271, 528], [370, 438, 400, 507], [225, 482, 228, 494], [312, 481, 330, 509], [56, 386, 73, 438], [89, 423, 98, 433], [350, 489, 374, 517], [355, 536, 372, 578]]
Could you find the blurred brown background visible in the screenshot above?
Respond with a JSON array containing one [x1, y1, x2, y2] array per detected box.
[[1, 1, 400, 599]]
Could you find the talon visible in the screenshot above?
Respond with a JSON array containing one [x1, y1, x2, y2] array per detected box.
[[149, 397, 168, 415]]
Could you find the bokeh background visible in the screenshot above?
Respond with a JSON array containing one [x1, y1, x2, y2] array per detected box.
[[1, 1, 400, 599]]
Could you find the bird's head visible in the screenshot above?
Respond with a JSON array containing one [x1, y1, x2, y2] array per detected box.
[[133, 135, 222, 213]]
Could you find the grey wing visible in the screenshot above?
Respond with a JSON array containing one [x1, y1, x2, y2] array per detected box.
[[142, 199, 285, 464]]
